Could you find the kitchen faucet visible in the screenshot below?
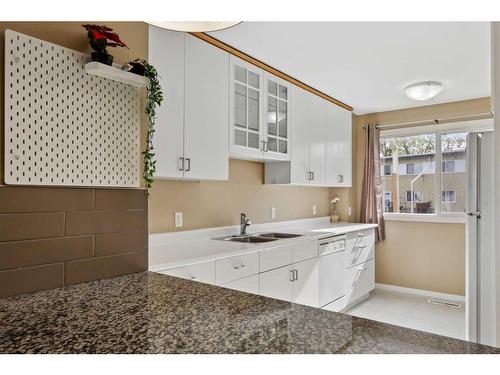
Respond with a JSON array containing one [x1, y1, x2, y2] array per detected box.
[[240, 213, 252, 235]]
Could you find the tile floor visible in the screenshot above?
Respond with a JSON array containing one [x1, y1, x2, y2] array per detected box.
[[345, 287, 465, 340]]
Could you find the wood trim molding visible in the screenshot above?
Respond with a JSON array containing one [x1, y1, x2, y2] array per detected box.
[[189, 32, 353, 112]]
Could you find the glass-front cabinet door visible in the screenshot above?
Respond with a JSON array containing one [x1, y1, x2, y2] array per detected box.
[[264, 74, 290, 160], [230, 56, 264, 158]]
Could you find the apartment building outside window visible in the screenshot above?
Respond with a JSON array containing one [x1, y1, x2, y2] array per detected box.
[[380, 131, 467, 216]]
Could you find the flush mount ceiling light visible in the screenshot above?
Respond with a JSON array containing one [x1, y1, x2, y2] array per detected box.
[[147, 21, 241, 32], [404, 81, 443, 101]]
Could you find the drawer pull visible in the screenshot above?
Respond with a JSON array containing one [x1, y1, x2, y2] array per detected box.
[[357, 233, 365, 238], [294, 269, 299, 281], [289, 269, 295, 281], [358, 266, 368, 272], [233, 264, 245, 270]]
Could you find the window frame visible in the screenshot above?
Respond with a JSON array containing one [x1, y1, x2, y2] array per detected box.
[[441, 190, 457, 203], [442, 160, 456, 173], [379, 119, 493, 224]]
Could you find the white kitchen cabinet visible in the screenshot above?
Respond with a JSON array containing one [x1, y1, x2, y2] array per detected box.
[[308, 94, 327, 185], [148, 26, 185, 179], [183, 34, 229, 180], [259, 264, 295, 302], [158, 261, 216, 285], [344, 259, 375, 307], [265, 85, 351, 187], [325, 103, 352, 186], [292, 257, 319, 307], [229, 56, 291, 162], [222, 274, 259, 295], [148, 27, 229, 181], [215, 252, 259, 285]]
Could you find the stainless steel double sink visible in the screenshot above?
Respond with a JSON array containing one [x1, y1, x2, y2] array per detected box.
[[214, 232, 302, 243]]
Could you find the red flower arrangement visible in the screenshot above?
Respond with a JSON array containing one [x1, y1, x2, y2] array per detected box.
[[82, 24, 127, 65]]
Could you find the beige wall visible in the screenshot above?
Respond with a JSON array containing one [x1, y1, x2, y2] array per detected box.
[[352, 97, 491, 296], [149, 159, 332, 233]]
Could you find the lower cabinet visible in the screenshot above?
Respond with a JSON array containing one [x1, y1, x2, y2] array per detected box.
[[259, 257, 319, 308], [344, 258, 375, 306], [159, 261, 216, 284], [222, 274, 259, 294]]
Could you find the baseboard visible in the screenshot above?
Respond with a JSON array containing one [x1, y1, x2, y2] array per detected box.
[[375, 283, 465, 303]]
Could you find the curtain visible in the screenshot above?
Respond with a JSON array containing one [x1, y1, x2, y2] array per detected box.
[[360, 123, 386, 241]]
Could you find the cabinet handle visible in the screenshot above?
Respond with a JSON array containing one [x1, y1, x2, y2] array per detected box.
[[357, 233, 365, 238], [185, 158, 191, 172], [189, 276, 197, 280], [179, 157, 185, 171], [338, 174, 344, 183], [294, 269, 298, 281], [307, 171, 314, 181], [358, 266, 368, 272], [289, 269, 295, 282], [233, 264, 245, 270], [312, 172, 315, 181]]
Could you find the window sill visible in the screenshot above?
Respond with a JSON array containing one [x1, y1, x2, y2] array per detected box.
[[383, 213, 466, 224]]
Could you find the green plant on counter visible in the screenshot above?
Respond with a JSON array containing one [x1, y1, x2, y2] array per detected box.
[[130, 59, 163, 196]]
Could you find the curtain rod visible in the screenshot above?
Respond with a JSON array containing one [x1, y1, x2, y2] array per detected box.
[[362, 112, 493, 130]]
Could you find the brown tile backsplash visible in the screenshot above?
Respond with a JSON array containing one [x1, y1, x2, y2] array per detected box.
[[0, 186, 93, 213], [0, 187, 148, 298], [0, 212, 65, 242], [0, 263, 64, 298], [0, 236, 93, 270], [94, 189, 147, 210], [65, 209, 148, 235], [65, 251, 147, 285], [95, 230, 148, 256]]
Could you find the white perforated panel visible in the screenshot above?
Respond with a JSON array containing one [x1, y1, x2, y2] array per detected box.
[[4, 30, 140, 187]]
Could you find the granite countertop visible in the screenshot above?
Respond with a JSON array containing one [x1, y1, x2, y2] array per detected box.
[[0, 272, 498, 354], [149, 219, 378, 271]]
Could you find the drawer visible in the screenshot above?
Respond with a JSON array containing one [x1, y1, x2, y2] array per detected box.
[[158, 261, 215, 284], [222, 274, 259, 295], [215, 252, 259, 285], [322, 296, 346, 313], [260, 244, 293, 272], [344, 259, 375, 306], [292, 240, 318, 263], [346, 229, 375, 268], [319, 236, 346, 256]]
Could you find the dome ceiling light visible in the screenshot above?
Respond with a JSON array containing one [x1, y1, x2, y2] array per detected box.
[[147, 22, 241, 32], [404, 81, 443, 101]]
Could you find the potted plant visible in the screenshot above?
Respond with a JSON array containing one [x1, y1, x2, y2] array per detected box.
[[124, 59, 163, 196], [330, 197, 340, 223], [82, 24, 127, 66]]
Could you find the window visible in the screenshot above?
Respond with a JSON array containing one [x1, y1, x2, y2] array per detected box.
[[442, 190, 456, 203], [441, 132, 467, 213], [383, 164, 392, 176], [442, 160, 455, 173], [406, 190, 423, 202], [380, 130, 467, 217], [383, 191, 393, 212], [380, 133, 435, 214]]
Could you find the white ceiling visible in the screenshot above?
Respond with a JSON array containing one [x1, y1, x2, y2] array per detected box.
[[210, 22, 491, 114]]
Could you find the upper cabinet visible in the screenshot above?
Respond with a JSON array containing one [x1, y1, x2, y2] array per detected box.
[[265, 86, 352, 187], [148, 27, 229, 181], [229, 57, 291, 161]]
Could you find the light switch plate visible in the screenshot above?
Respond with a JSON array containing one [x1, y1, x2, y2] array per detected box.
[[175, 212, 183, 228], [348, 206, 352, 216], [312, 205, 317, 216], [271, 207, 276, 219]]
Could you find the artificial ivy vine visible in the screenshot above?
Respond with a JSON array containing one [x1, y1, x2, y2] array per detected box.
[[139, 60, 163, 196]]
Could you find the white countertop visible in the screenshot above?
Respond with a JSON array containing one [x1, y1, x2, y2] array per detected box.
[[149, 217, 378, 271]]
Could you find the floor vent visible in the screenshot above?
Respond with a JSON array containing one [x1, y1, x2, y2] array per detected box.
[[428, 299, 461, 308]]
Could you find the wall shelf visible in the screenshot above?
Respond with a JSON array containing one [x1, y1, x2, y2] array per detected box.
[[84, 61, 149, 87]]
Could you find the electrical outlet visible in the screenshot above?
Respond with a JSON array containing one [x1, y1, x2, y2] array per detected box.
[[271, 207, 276, 219], [174, 212, 183, 228], [312, 205, 317, 216], [348, 206, 352, 216]]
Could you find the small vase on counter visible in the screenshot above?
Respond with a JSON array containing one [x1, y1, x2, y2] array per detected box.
[[330, 196, 340, 223]]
